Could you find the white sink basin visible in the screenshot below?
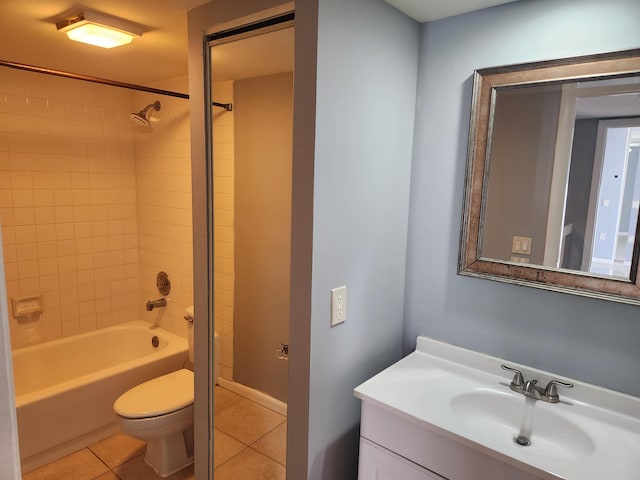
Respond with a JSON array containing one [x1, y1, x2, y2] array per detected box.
[[354, 336, 640, 480], [450, 389, 596, 459]]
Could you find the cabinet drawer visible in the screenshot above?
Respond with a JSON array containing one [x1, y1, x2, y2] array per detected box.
[[358, 438, 447, 480]]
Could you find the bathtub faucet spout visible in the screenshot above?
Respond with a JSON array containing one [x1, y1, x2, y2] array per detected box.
[[146, 298, 167, 311]]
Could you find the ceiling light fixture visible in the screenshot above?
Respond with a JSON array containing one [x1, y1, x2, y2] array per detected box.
[[56, 9, 143, 49]]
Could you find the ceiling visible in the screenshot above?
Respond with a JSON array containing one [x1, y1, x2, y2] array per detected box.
[[0, 0, 209, 89], [210, 27, 295, 82], [0, 1, 517, 89], [383, 0, 517, 22]]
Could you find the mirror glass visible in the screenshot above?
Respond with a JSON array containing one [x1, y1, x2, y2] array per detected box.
[[207, 20, 293, 472], [459, 49, 640, 304], [481, 77, 640, 279]]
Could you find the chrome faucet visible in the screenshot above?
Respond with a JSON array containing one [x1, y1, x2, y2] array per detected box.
[[501, 365, 573, 403], [146, 298, 167, 311]]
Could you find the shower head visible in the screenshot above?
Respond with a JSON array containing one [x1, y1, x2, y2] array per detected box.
[[130, 100, 161, 126]]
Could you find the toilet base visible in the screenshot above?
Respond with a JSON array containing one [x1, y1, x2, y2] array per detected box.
[[145, 426, 194, 477]]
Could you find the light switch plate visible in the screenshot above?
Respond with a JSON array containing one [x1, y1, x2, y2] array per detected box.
[[512, 236, 532, 255]]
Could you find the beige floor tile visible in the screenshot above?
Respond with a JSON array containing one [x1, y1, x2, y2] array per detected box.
[[22, 449, 109, 480], [214, 428, 246, 468], [89, 432, 146, 469], [112, 455, 194, 480], [94, 473, 120, 480], [168, 464, 195, 480], [214, 386, 243, 414], [22, 393, 284, 480], [214, 448, 285, 480], [252, 421, 287, 466], [215, 397, 286, 445]]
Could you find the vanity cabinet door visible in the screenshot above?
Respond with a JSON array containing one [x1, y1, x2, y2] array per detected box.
[[358, 438, 448, 480]]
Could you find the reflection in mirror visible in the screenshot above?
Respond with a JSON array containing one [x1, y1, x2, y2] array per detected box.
[[208, 20, 293, 473], [481, 78, 640, 280], [580, 119, 640, 278], [460, 49, 640, 304]]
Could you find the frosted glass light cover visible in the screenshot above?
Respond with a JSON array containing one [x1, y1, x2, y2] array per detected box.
[[65, 24, 135, 49], [56, 9, 142, 49]]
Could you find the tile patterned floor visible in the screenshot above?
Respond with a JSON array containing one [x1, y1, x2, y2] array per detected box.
[[213, 387, 286, 479], [22, 386, 286, 480]]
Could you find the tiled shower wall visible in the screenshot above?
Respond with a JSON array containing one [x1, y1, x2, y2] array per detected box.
[[135, 77, 193, 338], [213, 80, 235, 381], [0, 68, 139, 348], [0, 67, 193, 349]]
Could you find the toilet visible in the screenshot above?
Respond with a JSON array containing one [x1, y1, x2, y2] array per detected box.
[[113, 307, 195, 477]]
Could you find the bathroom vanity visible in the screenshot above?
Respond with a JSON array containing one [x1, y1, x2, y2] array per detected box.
[[354, 337, 640, 480]]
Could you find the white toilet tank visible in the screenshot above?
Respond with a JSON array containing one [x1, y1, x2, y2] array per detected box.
[[185, 305, 219, 383], [185, 306, 195, 363]]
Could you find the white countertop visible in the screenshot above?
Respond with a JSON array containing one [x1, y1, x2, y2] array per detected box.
[[354, 336, 640, 480]]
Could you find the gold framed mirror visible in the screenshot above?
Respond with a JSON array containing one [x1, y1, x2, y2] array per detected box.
[[459, 48, 640, 304]]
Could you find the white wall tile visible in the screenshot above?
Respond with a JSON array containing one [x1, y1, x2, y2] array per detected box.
[[212, 80, 235, 380], [2, 71, 195, 354], [134, 78, 193, 338], [0, 69, 142, 348]]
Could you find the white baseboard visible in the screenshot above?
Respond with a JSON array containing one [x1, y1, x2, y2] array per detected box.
[[216, 378, 287, 417]]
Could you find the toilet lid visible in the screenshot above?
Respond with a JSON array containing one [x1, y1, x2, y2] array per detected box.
[[114, 369, 194, 418]]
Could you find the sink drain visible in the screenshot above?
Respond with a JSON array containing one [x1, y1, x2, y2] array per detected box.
[[151, 336, 159, 348], [514, 435, 531, 446]]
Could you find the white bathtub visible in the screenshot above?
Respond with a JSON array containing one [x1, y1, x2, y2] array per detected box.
[[12, 320, 189, 473]]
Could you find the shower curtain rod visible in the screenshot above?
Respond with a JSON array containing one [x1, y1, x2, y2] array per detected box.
[[0, 59, 233, 110], [0, 59, 189, 99], [212, 101, 232, 111]]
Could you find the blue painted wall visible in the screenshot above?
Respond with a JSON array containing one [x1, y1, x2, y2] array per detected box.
[[404, 0, 640, 396], [308, 0, 419, 477]]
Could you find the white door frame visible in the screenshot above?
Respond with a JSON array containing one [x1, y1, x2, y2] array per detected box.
[[0, 228, 22, 479]]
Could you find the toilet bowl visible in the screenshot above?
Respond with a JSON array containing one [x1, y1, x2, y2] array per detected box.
[[113, 307, 195, 477]]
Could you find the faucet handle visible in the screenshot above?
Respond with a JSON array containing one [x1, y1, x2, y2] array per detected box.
[[501, 364, 524, 387], [544, 379, 573, 402], [523, 379, 538, 393]]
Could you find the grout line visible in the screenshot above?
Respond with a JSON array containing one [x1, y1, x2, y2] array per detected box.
[[213, 428, 249, 448], [248, 447, 286, 468], [214, 445, 249, 471], [86, 448, 114, 479], [248, 420, 286, 447], [248, 445, 287, 468]]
